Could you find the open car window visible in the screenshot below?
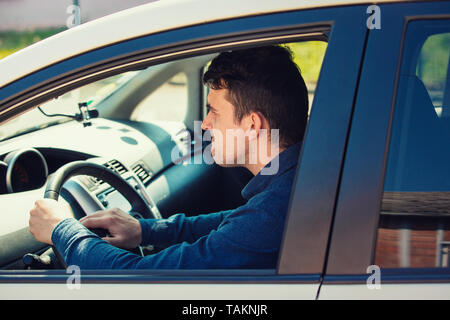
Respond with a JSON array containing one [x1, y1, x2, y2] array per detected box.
[[0, 38, 328, 272]]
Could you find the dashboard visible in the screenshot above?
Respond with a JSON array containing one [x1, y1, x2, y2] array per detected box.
[[0, 117, 249, 269], [0, 117, 190, 238]]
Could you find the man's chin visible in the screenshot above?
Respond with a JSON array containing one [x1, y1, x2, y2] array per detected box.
[[211, 152, 243, 168], [214, 162, 242, 169], [211, 150, 225, 166]]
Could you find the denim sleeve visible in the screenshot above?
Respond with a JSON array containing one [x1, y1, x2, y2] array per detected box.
[[139, 210, 232, 246], [51, 210, 237, 269], [51, 206, 279, 269]]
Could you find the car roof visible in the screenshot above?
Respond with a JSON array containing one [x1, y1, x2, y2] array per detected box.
[[0, 0, 415, 89]]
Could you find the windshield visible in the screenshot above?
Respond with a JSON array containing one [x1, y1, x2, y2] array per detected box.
[[0, 70, 140, 141]]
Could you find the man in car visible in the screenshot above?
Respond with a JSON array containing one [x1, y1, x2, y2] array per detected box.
[[28, 45, 309, 269]]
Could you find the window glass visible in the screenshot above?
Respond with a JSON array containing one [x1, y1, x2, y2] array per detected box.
[[375, 20, 450, 268], [0, 71, 138, 141], [131, 73, 188, 123], [416, 33, 450, 117]]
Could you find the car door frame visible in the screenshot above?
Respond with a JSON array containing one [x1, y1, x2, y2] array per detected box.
[[0, 5, 368, 299], [320, 0, 450, 299]]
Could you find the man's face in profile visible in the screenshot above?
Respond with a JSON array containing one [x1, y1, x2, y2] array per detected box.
[[201, 88, 250, 167]]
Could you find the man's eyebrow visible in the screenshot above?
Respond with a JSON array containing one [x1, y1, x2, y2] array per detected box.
[[206, 103, 216, 111]]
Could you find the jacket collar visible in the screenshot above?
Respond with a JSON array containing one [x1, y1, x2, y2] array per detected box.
[[241, 142, 301, 200]]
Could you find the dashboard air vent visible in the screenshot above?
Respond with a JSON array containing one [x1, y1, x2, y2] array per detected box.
[[87, 159, 127, 188], [104, 159, 128, 175], [132, 162, 152, 185]]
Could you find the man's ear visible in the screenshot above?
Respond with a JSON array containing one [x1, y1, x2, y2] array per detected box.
[[246, 112, 265, 140]]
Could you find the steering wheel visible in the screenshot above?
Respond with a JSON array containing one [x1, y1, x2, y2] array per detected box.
[[43, 160, 156, 268]]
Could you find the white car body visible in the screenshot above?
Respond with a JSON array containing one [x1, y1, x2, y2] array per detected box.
[[0, 0, 449, 301], [0, 0, 406, 89]]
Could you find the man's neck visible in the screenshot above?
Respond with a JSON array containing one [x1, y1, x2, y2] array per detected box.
[[245, 145, 286, 176]]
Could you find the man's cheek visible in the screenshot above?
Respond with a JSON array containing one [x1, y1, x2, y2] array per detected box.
[[211, 135, 226, 165]]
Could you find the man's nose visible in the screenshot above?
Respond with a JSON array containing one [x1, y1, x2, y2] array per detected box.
[[201, 114, 211, 131]]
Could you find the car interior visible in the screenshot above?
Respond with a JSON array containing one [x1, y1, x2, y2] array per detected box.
[[0, 39, 327, 270]]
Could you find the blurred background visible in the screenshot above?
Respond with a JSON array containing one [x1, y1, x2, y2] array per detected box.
[[0, 0, 156, 59], [0, 0, 327, 138], [0, 0, 327, 103]]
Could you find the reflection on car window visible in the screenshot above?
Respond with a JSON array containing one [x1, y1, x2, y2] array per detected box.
[[0, 71, 139, 141], [417, 33, 450, 116], [375, 20, 450, 268]]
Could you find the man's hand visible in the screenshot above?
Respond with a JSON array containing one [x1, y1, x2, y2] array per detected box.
[[29, 199, 74, 245], [79, 208, 142, 249]]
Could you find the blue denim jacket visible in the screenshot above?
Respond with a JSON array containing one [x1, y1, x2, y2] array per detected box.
[[52, 143, 301, 269]]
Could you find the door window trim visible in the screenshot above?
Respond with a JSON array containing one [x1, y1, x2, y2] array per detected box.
[[324, 2, 450, 281]]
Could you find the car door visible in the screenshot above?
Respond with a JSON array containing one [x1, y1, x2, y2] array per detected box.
[[0, 4, 367, 299], [319, 1, 450, 299]]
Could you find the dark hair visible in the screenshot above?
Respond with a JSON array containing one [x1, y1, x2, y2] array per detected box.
[[203, 45, 308, 148]]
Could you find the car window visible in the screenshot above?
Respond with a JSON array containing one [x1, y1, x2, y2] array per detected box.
[[0, 71, 139, 141], [375, 20, 450, 268], [416, 32, 450, 116], [131, 72, 188, 122], [0, 35, 330, 273]]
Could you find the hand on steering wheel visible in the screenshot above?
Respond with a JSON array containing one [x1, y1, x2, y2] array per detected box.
[[79, 208, 143, 249], [42, 160, 158, 267]]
